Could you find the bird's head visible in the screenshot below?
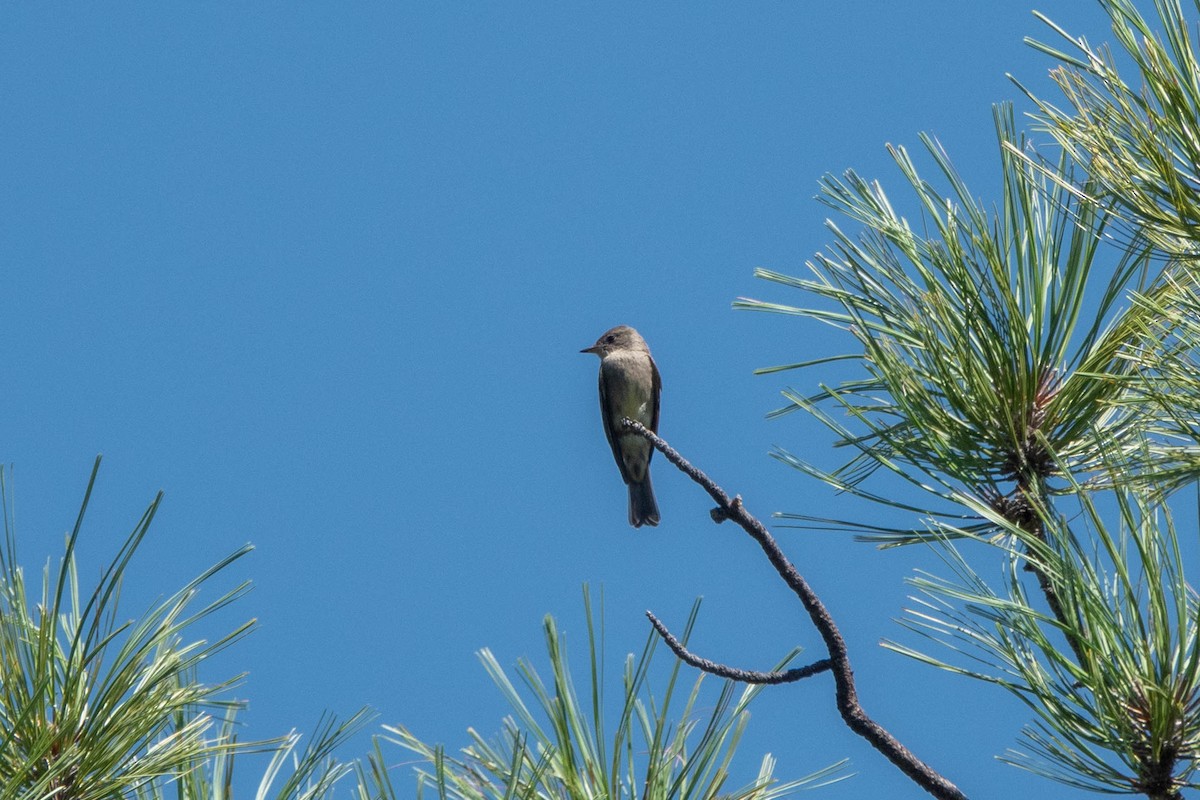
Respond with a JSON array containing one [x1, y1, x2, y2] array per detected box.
[[581, 325, 646, 358]]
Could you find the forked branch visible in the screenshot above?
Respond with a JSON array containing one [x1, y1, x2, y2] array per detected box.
[[623, 418, 968, 800]]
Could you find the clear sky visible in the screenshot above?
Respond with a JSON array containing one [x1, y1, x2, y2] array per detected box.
[[0, 3, 1124, 798]]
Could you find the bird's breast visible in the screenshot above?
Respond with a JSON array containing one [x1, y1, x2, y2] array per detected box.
[[601, 351, 655, 425]]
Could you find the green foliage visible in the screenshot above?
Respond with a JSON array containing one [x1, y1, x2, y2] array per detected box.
[[1119, 270, 1200, 461], [0, 458, 379, 800], [0, 458, 254, 800], [888, 471, 1200, 793], [0, 469, 827, 800], [243, 709, 376, 800], [1021, 0, 1200, 260], [737, 2, 1200, 795], [386, 590, 848, 800], [738, 105, 1193, 544]]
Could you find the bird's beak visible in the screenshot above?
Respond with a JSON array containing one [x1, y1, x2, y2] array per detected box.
[[581, 344, 599, 354]]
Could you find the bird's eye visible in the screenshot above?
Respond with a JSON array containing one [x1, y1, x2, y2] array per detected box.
[[605, 335, 615, 343]]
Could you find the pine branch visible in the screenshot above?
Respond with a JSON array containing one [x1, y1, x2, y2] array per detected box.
[[624, 418, 969, 800]]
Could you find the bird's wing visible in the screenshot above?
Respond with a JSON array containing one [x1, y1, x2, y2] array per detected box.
[[650, 355, 662, 434]]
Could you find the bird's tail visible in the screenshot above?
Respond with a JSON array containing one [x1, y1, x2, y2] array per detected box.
[[628, 475, 660, 528]]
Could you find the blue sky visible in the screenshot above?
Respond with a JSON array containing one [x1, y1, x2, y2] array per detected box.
[[0, 3, 1126, 798]]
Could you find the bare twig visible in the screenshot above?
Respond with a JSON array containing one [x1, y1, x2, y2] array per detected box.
[[645, 611, 832, 684], [625, 418, 968, 800]]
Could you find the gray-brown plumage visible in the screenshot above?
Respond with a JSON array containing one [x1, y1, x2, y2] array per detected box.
[[581, 325, 661, 527]]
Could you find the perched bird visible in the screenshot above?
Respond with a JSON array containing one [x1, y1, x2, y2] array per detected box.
[[581, 325, 661, 527]]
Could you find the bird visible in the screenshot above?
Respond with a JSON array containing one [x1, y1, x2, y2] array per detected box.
[[581, 325, 661, 527]]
